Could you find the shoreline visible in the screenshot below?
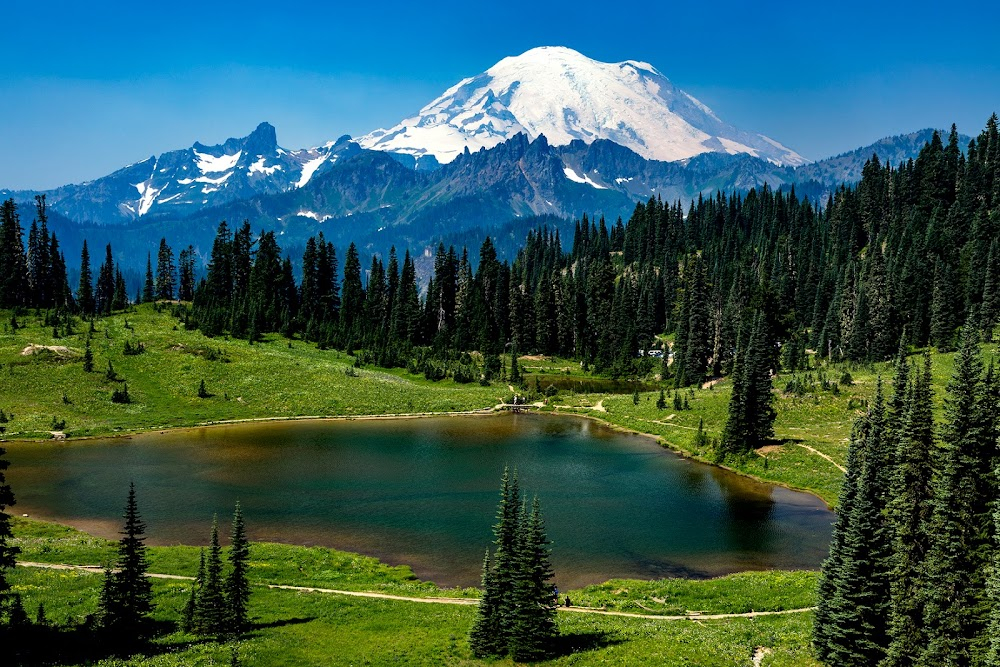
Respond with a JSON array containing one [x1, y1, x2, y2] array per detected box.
[[2, 403, 835, 508]]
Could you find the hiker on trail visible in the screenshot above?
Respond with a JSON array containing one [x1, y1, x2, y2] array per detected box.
[[553, 586, 559, 604], [564, 596, 571, 607]]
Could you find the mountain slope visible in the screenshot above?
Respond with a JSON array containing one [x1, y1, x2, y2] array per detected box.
[[795, 128, 972, 185], [358, 46, 807, 168], [1, 124, 357, 225]]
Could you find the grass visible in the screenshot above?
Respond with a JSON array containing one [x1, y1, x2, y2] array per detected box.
[[9, 518, 822, 666]]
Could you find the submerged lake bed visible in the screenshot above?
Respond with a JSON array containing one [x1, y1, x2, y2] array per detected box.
[[4, 413, 833, 588]]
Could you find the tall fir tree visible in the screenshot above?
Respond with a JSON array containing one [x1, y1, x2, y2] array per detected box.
[[226, 502, 251, 635], [719, 313, 775, 458], [815, 414, 867, 662], [884, 353, 936, 667], [156, 238, 176, 301], [77, 240, 94, 315], [509, 497, 558, 661], [99, 483, 153, 637], [0, 446, 18, 621], [920, 327, 996, 666], [195, 516, 227, 636]]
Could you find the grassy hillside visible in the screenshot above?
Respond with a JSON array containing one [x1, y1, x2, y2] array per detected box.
[[0, 305, 499, 439]]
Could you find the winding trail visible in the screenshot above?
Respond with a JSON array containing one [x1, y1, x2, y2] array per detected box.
[[18, 561, 814, 621], [794, 443, 847, 473]]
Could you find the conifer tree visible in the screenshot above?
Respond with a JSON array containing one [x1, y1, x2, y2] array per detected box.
[[195, 516, 227, 636], [509, 497, 557, 661], [83, 338, 94, 373], [99, 483, 153, 637], [95, 244, 115, 315], [0, 446, 18, 620], [0, 199, 29, 309], [77, 240, 94, 315], [469, 550, 504, 657], [142, 253, 155, 304], [156, 238, 176, 301], [815, 414, 867, 663], [821, 382, 892, 666], [470, 468, 520, 656], [226, 502, 251, 635], [719, 313, 775, 458], [183, 548, 206, 633], [920, 327, 995, 665], [884, 353, 935, 667]]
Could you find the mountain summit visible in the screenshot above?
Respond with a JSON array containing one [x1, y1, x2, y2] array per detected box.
[[358, 46, 807, 167]]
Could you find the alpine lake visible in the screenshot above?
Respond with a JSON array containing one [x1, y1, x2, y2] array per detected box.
[[4, 413, 833, 588]]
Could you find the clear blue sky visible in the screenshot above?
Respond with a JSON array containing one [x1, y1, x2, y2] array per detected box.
[[2, 0, 998, 190]]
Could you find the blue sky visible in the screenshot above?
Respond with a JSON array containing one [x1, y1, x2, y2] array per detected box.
[[2, 0, 998, 190]]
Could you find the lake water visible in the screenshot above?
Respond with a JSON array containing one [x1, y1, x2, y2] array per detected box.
[[3, 414, 833, 588]]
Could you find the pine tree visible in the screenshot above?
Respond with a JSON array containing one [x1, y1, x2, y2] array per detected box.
[[95, 244, 115, 315], [82, 338, 94, 373], [469, 470, 557, 659], [77, 240, 94, 315], [226, 502, 251, 635], [142, 253, 154, 304], [986, 501, 1000, 667], [183, 548, 206, 633], [814, 414, 867, 663], [195, 516, 227, 636], [719, 313, 775, 458], [0, 446, 19, 620], [99, 483, 153, 637], [468, 550, 504, 657], [823, 382, 893, 666], [469, 468, 520, 656], [0, 199, 29, 309], [156, 238, 176, 301], [509, 497, 558, 661], [920, 327, 995, 665]]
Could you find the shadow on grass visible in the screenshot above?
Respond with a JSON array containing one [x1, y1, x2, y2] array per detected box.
[[4, 619, 215, 666], [549, 629, 623, 657], [252, 616, 315, 630]]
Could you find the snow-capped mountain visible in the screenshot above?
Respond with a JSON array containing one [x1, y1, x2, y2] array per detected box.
[[358, 46, 807, 168], [16, 123, 359, 225]]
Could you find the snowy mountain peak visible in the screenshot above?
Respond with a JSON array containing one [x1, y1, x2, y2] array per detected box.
[[359, 46, 806, 167]]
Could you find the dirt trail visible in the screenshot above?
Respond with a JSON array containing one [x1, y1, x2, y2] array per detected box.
[[18, 561, 815, 621], [794, 443, 847, 473]]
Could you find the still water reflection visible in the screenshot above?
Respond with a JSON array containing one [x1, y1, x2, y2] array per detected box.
[[4, 414, 833, 588]]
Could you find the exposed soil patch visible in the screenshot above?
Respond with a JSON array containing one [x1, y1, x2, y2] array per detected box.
[[21, 344, 75, 358]]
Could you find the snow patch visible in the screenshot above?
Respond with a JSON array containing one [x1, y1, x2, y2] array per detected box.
[[563, 166, 606, 189], [296, 154, 328, 188], [138, 185, 160, 216], [296, 210, 332, 222], [248, 156, 282, 176], [194, 150, 241, 173]]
